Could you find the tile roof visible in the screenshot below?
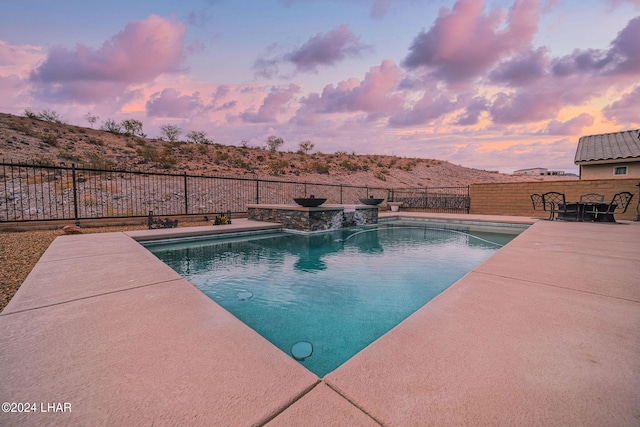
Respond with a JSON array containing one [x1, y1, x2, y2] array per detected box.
[[574, 129, 640, 163]]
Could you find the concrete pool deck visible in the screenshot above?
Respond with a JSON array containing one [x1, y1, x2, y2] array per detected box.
[[1, 214, 639, 425]]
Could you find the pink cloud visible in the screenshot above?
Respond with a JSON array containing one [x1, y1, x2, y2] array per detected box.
[[484, 16, 640, 126], [454, 96, 490, 126], [253, 25, 369, 78], [282, 0, 401, 19], [605, 0, 640, 9], [146, 88, 205, 118], [489, 89, 563, 124], [241, 84, 301, 123], [293, 60, 403, 124], [489, 47, 548, 86], [542, 113, 595, 135], [448, 137, 578, 173], [0, 41, 44, 77], [289, 24, 370, 72], [551, 16, 640, 78], [403, 0, 538, 83], [29, 15, 186, 102], [389, 91, 459, 127], [603, 86, 640, 125]]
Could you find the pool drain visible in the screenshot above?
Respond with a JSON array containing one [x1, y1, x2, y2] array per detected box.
[[291, 341, 313, 361], [235, 290, 253, 301]]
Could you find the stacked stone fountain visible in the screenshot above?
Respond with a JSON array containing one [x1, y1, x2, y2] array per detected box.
[[247, 196, 380, 232]]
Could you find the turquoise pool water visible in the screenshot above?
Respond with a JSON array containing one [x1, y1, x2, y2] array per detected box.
[[146, 222, 522, 377]]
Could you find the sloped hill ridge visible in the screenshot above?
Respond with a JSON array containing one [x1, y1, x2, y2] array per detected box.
[[0, 112, 543, 187]]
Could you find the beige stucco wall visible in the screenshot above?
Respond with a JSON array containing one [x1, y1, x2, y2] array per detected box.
[[579, 161, 640, 180], [470, 178, 639, 221]]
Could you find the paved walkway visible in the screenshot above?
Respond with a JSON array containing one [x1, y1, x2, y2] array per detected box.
[[1, 215, 639, 426]]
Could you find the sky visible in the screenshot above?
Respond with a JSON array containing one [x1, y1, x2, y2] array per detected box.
[[1, 0, 639, 174]]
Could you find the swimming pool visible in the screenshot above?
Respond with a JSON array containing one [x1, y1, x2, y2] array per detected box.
[[146, 221, 524, 377]]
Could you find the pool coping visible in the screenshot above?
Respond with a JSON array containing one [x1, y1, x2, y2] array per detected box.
[[1, 214, 639, 425]]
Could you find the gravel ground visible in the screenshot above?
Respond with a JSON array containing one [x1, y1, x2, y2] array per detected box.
[[0, 221, 210, 313]]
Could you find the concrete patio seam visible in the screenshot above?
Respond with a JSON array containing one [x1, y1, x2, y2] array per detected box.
[[257, 379, 322, 426], [471, 270, 640, 304], [323, 381, 386, 426], [0, 277, 185, 317]]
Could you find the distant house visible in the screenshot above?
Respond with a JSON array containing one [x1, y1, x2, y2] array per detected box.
[[513, 167, 568, 176], [574, 129, 640, 179]]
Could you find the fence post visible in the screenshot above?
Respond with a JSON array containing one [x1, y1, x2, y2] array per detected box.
[[183, 172, 188, 214], [71, 163, 79, 226], [255, 177, 259, 204], [467, 185, 470, 213], [340, 184, 343, 204]]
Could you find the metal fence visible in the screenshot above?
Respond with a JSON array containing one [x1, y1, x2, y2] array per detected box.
[[0, 161, 470, 223], [389, 187, 470, 212]]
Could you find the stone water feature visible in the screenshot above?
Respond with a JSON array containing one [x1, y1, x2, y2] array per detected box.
[[246, 202, 379, 232]]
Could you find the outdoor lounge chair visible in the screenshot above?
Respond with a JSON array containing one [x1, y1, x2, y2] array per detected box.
[[542, 191, 579, 221], [582, 191, 634, 223]]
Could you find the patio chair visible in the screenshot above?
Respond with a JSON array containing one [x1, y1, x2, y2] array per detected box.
[[579, 193, 605, 221], [579, 193, 605, 203], [542, 192, 579, 221], [582, 191, 634, 223], [530, 193, 544, 212]]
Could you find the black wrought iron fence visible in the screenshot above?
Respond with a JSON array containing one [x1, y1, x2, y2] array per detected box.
[[0, 161, 469, 222], [389, 186, 470, 212]]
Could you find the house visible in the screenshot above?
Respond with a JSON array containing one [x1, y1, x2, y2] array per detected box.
[[574, 129, 640, 179], [513, 167, 568, 176]]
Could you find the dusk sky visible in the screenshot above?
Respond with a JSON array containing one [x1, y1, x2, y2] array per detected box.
[[1, 0, 639, 174]]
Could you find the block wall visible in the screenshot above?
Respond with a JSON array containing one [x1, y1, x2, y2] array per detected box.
[[469, 178, 640, 221]]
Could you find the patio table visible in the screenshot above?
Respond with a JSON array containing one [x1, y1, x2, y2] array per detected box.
[[582, 202, 617, 222], [557, 202, 616, 222]]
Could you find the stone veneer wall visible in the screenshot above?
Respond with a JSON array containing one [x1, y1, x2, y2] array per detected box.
[[247, 206, 378, 231], [343, 208, 378, 227], [469, 178, 640, 221]]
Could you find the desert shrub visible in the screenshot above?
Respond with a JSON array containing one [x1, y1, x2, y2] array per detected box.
[[121, 119, 144, 137], [24, 108, 64, 123], [267, 159, 288, 175], [297, 140, 314, 155], [307, 161, 330, 174], [266, 135, 284, 153], [136, 145, 160, 162], [214, 151, 230, 162], [180, 145, 195, 156], [8, 121, 35, 136], [101, 119, 122, 134], [230, 157, 249, 169], [157, 154, 177, 168], [339, 160, 361, 172], [41, 134, 58, 146], [87, 137, 104, 146], [186, 131, 211, 144], [401, 160, 418, 171], [86, 153, 114, 169], [197, 144, 209, 154], [58, 148, 82, 162], [374, 168, 389, 181], [160, 124, 181, 142], [32, 155, 56, 166]]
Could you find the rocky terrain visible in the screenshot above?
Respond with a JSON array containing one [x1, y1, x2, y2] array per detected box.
[[0, 111, 549, 188]]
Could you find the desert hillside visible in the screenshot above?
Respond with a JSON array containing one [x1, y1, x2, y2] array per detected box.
[[0, 112, 545, 187]]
